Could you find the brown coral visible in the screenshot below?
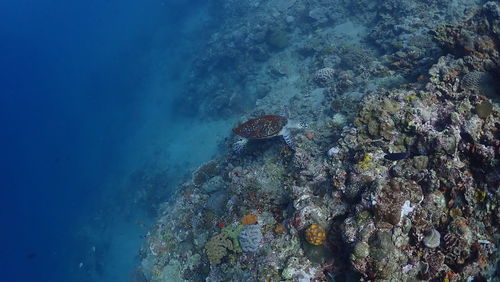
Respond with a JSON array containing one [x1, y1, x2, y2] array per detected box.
[[205, 232, 233, 265], [274, 224, 285, 234], [241, 213, 258, 225]]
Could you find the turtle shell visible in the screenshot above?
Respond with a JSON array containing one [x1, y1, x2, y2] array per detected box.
[[233, 115, 287, 139]]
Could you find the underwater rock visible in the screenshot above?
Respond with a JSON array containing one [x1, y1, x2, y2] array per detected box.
[[352, 242, 370, 259], [372, 178, 423, 225], [302, 242, 332, 264], [444, 216, 474, 266], [238, 225, 262, 252], [366, 231, 401, 278], [422, 191, 446, 225], [206, 190, 227, 215], [341, 212, 376, 245], [421, 251, 446, 279], [281, 257, 318, 280], [266, 28, 289, 50], [422, 229, 441, 248], [369, 231, 394, 261], [463, 115, 484, 142], [193, 160, 220, 187], [323, 54, 341, 68], [338, 45, 375, 70], [309, 7, 329, 24], [201, 175, 225, 193]]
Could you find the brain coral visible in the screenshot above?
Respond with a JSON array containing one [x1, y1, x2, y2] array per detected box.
[[205, 232, 233, 265], [314, 67, 335, 86], [238, 225, 262, 252], [461, 71, 493, 93], [305, 224, 326, 245]]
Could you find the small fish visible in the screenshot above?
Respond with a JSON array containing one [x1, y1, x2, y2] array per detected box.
[[26, 253, 37, 259], [460, 131, 474, 143], [384, 151, 410, 161]]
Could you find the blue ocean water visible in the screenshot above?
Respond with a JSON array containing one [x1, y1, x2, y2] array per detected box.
[[0, 0, 210, 281]]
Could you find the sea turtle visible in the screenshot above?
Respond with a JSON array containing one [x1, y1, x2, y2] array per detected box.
[[232, 115, 306, 153]]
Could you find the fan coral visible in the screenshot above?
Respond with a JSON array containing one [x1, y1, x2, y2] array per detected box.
[[241, 213, 258, 225], [205, 232, 233, 265], [238, 225, 262, 252], [305, 224, 326, 245]]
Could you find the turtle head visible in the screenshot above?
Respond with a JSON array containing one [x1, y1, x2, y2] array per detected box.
[[289, 120, 308, 129], [232, 138, 248, 154], [297, 121, 308, 129]]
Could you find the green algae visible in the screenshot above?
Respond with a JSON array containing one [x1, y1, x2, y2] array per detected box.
[[222, 224, 244, 253]]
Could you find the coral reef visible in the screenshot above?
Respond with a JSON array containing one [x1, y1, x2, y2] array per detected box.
[[136, 1, 499, 281]]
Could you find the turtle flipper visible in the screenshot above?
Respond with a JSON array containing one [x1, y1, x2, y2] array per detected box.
[[282, 128, 295, 151], [233, 138, 248, 154]]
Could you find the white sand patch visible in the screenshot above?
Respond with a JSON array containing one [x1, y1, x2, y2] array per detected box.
[[165, 118, 236, 169]]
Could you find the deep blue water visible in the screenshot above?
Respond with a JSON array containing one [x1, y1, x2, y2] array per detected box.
[[0, 0, 206, 281]]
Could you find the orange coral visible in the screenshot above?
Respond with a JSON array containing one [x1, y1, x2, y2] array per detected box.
[[274, 224, 285, 234], [304, 131, 314, 140], [241, 214, 258, 225], [305, 224, 326, 245]]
